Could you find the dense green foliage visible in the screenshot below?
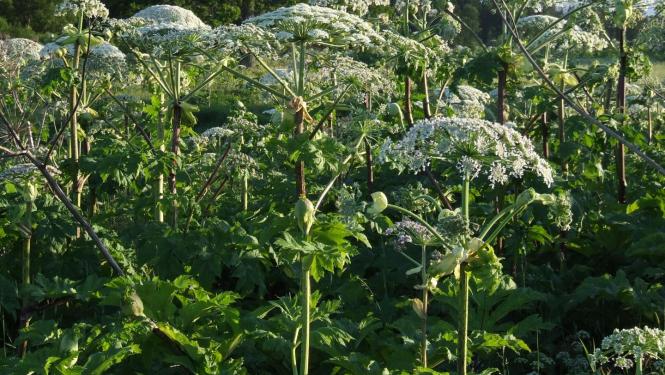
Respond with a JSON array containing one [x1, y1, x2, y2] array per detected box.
[[1, 0, 665, 374]]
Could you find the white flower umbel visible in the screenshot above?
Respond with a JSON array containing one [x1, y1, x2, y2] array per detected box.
[[439, 85, 491, 119], [381, 30, 434, 72], [308, 0, 389, 16], [40, 40, 125, 78], [132, 5, 207, 28], [244, 3, 384, 48], [204, 24, 280, 57], [0, 38, 43, 63], [309, 55, 396, 103], [379, 117, 554, 187], [590, 327, 665, 372], [0, 38, 43, 78], [124, 5, 211, 57], [55, 0, 109, 19], [517, 13, 608, 54]]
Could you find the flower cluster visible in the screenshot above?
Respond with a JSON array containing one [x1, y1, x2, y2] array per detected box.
[[436, 209, 474, 239], [395, 0, 437, 18], [480, 0, 557, 13], [55, 0, 109, 19], [200, 127, 235, 140], [0, 38, 43, 77], [40, 40, 126, 79], [310, 55, 396, 103], [335, 183, 366, 224], [390, 182, 436, 215], [0, 38, 43, 63], [385, 219, 432, 250], [440, 85, 491, 119], [379, 117, 554, 187], [87, 42, 126, 78], [132, 5, 207, 28], [548, 192, 573, 231], [122, 5, 210, 58], [204, 24, 279, 58], [308, 0, 389, 16], [517, 14, 608, 54], [244, 3, 384, 48], [381, 30, 433, 72], [589, 327, 665, 371]]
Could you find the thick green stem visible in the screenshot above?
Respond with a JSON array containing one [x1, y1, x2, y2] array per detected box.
[[298, 41, 306, 96], [635, 355, 643, 375], [420, 245, 428, 368], [291, 326, 300, 375], [404, 76, 414, 127], [242, 172, 249, 211], [422, 70, 431, 119], [18, 199, 32, 357], [558, 80, 567, 174], [295, 107, 306, 197], [169, 102, 182, 228], [457, 262, 469, 375], [18, 235, 31, 357], [299, 261, 311, 375], [241, 136, 248, 211], [155, 92, 165, 223], [463, 176, 470, 225], [457, 175, 470, 375]]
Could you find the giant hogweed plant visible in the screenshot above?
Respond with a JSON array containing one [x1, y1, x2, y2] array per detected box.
[[378, 116, 571, 373], [38, 0, 112, 216], [117, 5, 213, 227], [207, 6, 388, 374]]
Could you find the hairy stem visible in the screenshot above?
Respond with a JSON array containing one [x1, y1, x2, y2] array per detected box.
[[457, 175, 470, 375], [299, 260, 311, 375], [169, 102, 182, 228], [542, 112, 549, 159], [457, 262, 469, 375], [420, 245, 428, 368], [422, 70, 431, 119], [404, 76, 414, 127], [291, 326, 300, 375]]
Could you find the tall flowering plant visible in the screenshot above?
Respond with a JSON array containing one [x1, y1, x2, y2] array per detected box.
[[117, 5, 216, 227], [377, 116, 571, 374], [234, 6, 387, 374]]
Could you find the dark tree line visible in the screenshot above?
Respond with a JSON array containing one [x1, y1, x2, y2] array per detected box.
[[1, 0, 499, 51], [0, 0, 296, 38]]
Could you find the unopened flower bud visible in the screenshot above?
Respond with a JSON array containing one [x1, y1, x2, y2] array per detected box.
[[367, 191, 388, 216], [295, 196, 315, 236]]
